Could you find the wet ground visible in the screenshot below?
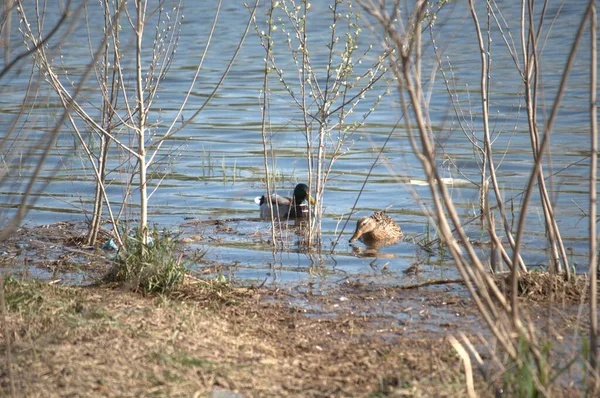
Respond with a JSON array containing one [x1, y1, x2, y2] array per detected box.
[[0, 221, 592, 396], [0, 220, 476, 337]]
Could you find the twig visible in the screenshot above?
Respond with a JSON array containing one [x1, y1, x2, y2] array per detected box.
[[448, 335, 476, 398], [399, 278, 464, 290]]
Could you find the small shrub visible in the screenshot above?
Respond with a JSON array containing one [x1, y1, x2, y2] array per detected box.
[[105, 227, 186, 294]]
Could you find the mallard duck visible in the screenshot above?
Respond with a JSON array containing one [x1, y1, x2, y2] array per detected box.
[[255, 183, 316, 219], [349, 211, 403, 247]]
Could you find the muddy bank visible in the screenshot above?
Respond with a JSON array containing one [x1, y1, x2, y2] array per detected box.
[[1, 277, 589, 397], [0, 222, 590, 396], [0, 278, 481, 397]]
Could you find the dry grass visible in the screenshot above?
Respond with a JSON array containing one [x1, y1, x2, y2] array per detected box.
[[0, 277, 490, 397], [498, 271, 594, 303], [0, 223, 591, 396], [0, 275, 588, 397]]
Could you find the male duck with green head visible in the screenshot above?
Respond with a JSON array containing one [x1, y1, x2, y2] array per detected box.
[[255, 183, 315, 219]]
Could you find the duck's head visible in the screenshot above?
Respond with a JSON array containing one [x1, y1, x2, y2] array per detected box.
[[349, 216, 376, 243], [293, 183, 316, 205]]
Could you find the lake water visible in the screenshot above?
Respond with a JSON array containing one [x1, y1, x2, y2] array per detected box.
[[0, 1, 596, 287]]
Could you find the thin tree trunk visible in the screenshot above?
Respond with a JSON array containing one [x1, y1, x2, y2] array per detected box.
[[135, 0, 148, 242], [260, 1, 277, 244], [588, 0, 598, 388], [3, 0, 14, 65], [87, 0, 120, 245]]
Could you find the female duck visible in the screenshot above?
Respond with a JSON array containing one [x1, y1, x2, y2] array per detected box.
[[255, 183, 315, 219], [349, 211, 403, 247]]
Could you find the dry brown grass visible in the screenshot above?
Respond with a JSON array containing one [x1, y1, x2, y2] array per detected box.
[[1, 275, 588, 397], [0, 276, 491, 397], [498, 271, 594, 303], [0, 223, 592, 396]]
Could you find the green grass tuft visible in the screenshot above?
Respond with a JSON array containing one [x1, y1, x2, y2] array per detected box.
[[105, 227, 186, 294], [3, 277, 46, 312]]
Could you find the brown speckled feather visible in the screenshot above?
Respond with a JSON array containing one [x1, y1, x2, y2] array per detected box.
[[349, 211, 402, 247]]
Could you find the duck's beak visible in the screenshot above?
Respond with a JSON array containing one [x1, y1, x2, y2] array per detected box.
[[308, 195, 316, 205], [349, 229, 362, 243]]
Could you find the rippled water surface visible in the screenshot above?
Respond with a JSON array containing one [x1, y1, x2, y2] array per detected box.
[[0, 1, 595, 286]]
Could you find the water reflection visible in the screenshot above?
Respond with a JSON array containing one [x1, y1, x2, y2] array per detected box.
[[0, 1, 595, 286]]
